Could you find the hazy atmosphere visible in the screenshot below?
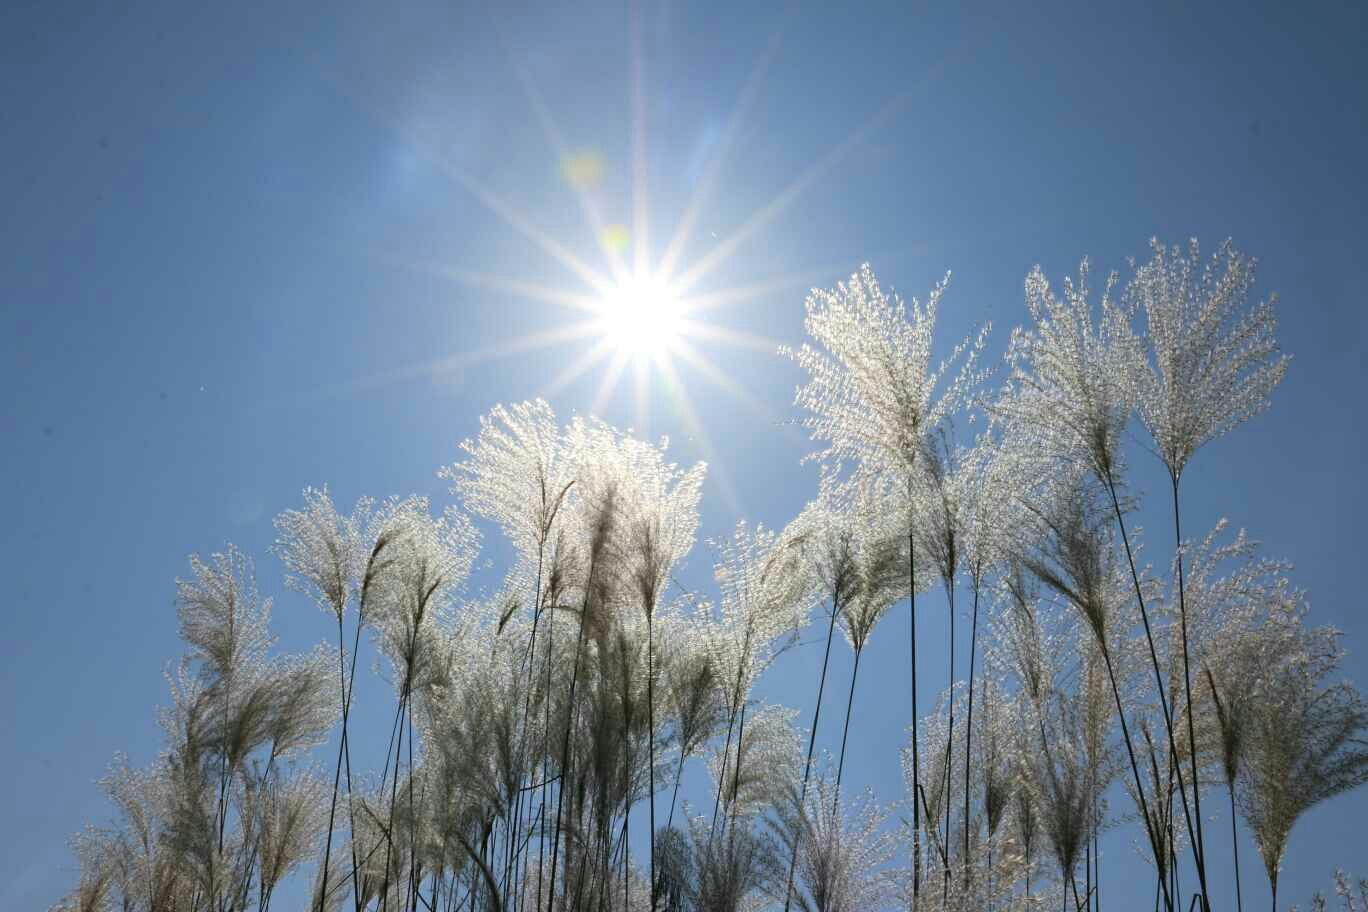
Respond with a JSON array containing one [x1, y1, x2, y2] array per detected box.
[[4, 2, 1367, 911]]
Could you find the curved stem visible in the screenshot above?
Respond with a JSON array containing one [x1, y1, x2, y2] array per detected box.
[[708, 704, 738, 843], [943, 577, 955, 906], [1099, 643, 1173, 912], [548, 601, 591, 908], [727, 702, 749, 827], [909, 529, 922, 910], [623, 770, 631, 912], [407, 703, 418, 911], [1230, 783, 1243, 912], [380, 679, 411, 912], [709, 657, 748, 847], [664, 750, 686, 833], [1170, 472, 1211, 912], [536, 567, 558, 912], [318, 612, 349, 912], [1102, 471, 1203, 903], [1094, 827, 1101, 912], [343, 614, 364, 912], [505, 552, 546, 911], [833, 646, 864, 809], [783, 599, 841, 912], [647, 610, 657, 912], [965, 582, 981, 886]]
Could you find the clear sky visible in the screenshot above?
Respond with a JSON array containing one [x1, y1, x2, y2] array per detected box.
[[3, 0, 1366, 908]]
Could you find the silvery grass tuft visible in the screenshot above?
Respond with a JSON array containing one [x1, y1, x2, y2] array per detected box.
[[704, 520, 813, 834], [53, 547, 338, 912], [1236, 620, 1368, 912], [830, 475, 904, 803], [769, 768, 899, 912], [1013, 475, 1177, 909], [996, 252, 1214, 910], [996, 258, 1140, 485], [1128, 238, 1289, 482], [783, 263, 988, 910], [1128, 237, 1290, 912], [445, 399, 576, 911], [952, 432, 1028, 881], [779, 471, 861, 912], [914, 430, 1006, 889], [274, 486, 381, 912], [1167, 518, 1297, 912], [1295, 871, 1368, 912]]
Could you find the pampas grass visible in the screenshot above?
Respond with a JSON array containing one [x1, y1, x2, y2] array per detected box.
[[49, 241, 1368, 912]]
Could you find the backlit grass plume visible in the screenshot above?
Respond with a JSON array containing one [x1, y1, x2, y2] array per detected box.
[[783, 263, 988, 910], [1237, 622, 1368, 911]]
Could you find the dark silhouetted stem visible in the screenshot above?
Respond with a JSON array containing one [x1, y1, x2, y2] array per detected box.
[[728, 702, 749, 826], [665, 750, 686, 833], [783, 599, 841, 912], [318, 612, 349, 912], [548, 605, 591, 909], [1099, 642, 1173, 912], [505, 552, 546, 912], [909, 528, 922, 910], [709, 653, 748, 847], [1170, 472, 1211, 912], [834, 646, 863, 808], [647, 610, 657, 912], [965, 581, 981, 886], [1230, 784, 1243, 912], [536, 566, 558, 912], [1102, 470, 1202, 906], [380, 678, 412, 912], [942, 577, 956, 907]]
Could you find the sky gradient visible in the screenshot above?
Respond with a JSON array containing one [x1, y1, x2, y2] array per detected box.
[[3, 0, 1366, 908]]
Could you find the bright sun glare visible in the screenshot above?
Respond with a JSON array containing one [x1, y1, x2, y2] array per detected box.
[[599, 274, 683, 357], [379, 9, 888, 506]]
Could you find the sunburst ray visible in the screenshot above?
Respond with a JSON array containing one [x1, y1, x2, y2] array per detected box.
[[657, 28, 786, 282], [495, 17, 630, 281], [539, 336, 618, 401]]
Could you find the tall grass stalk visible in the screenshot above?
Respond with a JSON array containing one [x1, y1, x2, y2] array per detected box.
[[781, 597, 842, 912], [1100, 469, 1204, 907]]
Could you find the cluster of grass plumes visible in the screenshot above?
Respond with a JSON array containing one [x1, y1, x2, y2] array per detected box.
[[53, 238, 1368, 912], [1293, 871, 1368, 912]]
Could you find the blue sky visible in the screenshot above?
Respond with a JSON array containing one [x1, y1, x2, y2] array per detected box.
[[3, 0, 1366, 908]]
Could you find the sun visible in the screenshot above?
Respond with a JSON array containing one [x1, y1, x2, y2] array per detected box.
[[365, 11, 893, 507], [598, 272, 683, 357]]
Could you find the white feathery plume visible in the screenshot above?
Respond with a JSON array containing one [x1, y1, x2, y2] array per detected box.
[[707, 520, 813, 713], [782, 262, 989, 478], [274, 487, 373, 621], [996, 258, 1142, 484], [1238, 621, 1368, 910], [707, 703, 803, 821], [784, 262, 988, 911], [444, 398, 574, 564], [771, 769, 898, 912], [365, 497, 479, 695], [835, 476, 905, 654], [176, 545, 273, 691], [1126, 237, 1289, 912], [255, 770, 330, 905], [1127, 237, 1289, 480]]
